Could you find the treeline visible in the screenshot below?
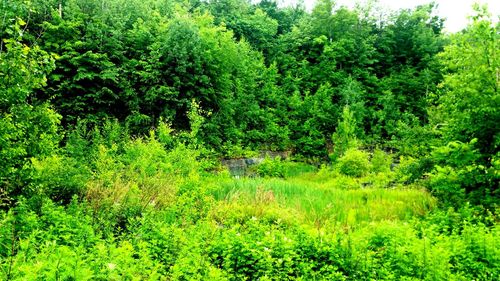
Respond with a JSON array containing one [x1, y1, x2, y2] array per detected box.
[[2, 0, 446, 152], [1, 0, 499, 207]]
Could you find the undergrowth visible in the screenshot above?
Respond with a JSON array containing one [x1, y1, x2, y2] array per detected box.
[[0, 127, 498, 280]]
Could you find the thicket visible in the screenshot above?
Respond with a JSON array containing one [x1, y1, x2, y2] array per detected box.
[[0, 0, 499, 280]]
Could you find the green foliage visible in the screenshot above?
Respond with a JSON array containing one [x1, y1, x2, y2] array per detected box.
[[31, 155, 90, 204], [213, 175, 435, 227], [84, 130, 206, 230], [371, 149, 392, 173], [394, 156, 434, 185], [0, 17, 60, 202], [427, 139, 498, 208], [2, 201, 496, 280], [434, 6, 499, 155], [2, 0, 449, 158], [331, 106, 359, 161], [1, 1, 499, 279], [336, 149, 370, 177], [255, 158, 316, 178], [427, 6, 499, 208], [0, 139, 497, 281], [388, 115, 440, 157], [256, 157, 286, 178]]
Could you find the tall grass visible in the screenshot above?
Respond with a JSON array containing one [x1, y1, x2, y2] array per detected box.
[[210, 176, 436, 228]]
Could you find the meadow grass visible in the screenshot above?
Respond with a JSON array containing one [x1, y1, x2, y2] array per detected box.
[[210, 174, 436, 228]]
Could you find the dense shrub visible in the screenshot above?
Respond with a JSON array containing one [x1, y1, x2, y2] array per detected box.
[[31, 155, 90, 204], [426, 139, 498, 208], [395, 155, 434, 184], [256, 157, 286, 178], [336, 149, 370, 177], [1, 174, 498, 280], [371, 149, 392, 173]]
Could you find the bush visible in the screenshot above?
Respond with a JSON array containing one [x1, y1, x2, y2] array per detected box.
[[371, 149, 392, 173], [31, 155, 90, 204], [395, 156, 433, 184], [336, 149, 370, 177], [256, 157, 286, 178], [426, 139, 498, 208]]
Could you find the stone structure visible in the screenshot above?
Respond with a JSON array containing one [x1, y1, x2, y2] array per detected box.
[[221, 151, 290, 177]]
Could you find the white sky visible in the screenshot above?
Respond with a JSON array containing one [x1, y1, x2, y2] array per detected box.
[[281, 0, 500, 32]]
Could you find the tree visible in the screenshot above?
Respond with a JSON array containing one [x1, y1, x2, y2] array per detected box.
[[0, 18, 60, 201], [372, 4, 444, 129], [331, 106, 359, 160], [435, 4, 499, 155], [428, 5, 499, 207]]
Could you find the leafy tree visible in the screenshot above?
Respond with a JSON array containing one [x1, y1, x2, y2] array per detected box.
[[331, 106, 359, 161], [257, 0, 305, 35], [428, 5, 499, 207], [374, 4, 445, 124], [434, 4, 499, 155], [0, 18, 60, 201]]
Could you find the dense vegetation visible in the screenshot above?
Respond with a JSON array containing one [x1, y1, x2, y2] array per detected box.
[[1, 0, 498, 279]]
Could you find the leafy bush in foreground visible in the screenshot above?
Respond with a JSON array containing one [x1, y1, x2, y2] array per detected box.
[[1, 198, 498, 280], [336, 149, 370, 177]]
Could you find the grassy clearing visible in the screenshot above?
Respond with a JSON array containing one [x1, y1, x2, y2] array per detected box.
[[2, 147, 497, 280], [210, 174, 436, 228]]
